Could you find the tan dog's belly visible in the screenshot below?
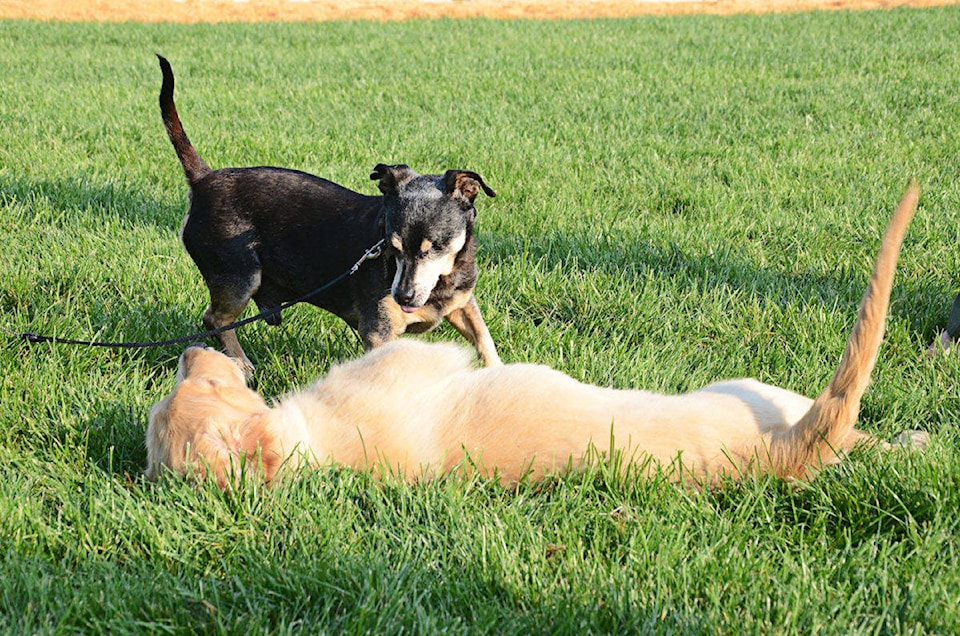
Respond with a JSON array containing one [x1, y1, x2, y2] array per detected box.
[[275, 341, 817, 482]]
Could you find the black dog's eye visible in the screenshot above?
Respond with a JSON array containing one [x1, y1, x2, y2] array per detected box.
[[417, 238, 439, 257]]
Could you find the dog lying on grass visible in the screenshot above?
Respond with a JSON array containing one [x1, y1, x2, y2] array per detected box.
[[146, 185, 926, 488]]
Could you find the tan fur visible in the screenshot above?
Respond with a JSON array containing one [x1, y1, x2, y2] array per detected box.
[[145, 346, 281, 487], [146, 186, 925, 487]]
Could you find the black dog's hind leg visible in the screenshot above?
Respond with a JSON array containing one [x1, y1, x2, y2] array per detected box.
[[252, 290, 283, 327], [201, 271, 262, 377]]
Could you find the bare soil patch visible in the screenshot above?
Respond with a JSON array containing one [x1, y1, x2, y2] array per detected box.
[[2, 0, 956, 23]]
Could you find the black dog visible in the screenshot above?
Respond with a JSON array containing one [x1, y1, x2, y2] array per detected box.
[[157, 56, 500, 375]]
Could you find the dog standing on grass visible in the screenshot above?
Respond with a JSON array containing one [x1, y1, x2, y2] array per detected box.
[[157, 55, 500, 376], [146, 185, 927, 488]]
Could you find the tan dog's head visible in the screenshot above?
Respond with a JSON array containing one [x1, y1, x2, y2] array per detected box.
[[145, 344, 282, 487]]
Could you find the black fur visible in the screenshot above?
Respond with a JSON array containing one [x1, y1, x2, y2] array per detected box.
[[157, 55, 499, 374]]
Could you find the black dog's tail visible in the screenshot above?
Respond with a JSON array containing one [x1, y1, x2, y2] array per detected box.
[[157, 55, 211, 186]]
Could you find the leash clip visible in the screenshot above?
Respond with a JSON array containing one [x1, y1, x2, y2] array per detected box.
[[350, 239, 385, 275]]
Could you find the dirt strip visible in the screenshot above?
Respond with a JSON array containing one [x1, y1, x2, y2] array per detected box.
[[1, 0, 957, 22]]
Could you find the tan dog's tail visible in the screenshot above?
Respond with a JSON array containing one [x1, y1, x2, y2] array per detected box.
[[157, 55, 212, 186], [769, 183, 919, 478]]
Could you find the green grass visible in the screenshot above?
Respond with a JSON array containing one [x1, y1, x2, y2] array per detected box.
[[2, 6, 960, 632]]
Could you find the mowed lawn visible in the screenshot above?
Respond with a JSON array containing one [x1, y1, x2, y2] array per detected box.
[[2, 6, 960, 633]]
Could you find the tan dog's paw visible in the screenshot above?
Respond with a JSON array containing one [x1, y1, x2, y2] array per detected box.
[[925, 330, 955, 358], [891, 430, 929, 451]]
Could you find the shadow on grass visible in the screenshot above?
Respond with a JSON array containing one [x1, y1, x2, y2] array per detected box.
[[0, 173, 179, 229]]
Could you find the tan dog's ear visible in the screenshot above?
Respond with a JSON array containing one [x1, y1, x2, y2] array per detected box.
[[242, 412, 285, 483], [176, 344, 210, 382], [178, 344, 247, 387], [189, 410, 285, 487], [144, 396, 173, 481]]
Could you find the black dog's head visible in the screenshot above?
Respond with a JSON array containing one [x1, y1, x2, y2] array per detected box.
[[370, 164, 495, 312]]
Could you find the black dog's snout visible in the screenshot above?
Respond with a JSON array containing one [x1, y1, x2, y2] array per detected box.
[[394, 288, 416, 305]]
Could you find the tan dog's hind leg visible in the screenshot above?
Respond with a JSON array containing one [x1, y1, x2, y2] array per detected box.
[[890, 430, 930, 451]]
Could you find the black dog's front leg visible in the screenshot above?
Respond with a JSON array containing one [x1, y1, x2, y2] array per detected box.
[[445, 295, 501, 367]]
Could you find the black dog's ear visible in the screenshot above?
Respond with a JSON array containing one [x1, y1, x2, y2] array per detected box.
[[443, 170, 497, 202], [371, 164, 416, 195]]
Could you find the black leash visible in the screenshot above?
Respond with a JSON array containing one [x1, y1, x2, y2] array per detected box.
[[6, 239, 384, 350]]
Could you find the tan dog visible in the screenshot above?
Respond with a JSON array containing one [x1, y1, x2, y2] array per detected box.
[[146, 186, 925, 488]]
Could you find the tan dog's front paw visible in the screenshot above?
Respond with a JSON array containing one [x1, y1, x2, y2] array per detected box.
[[925, 330, 955, 358], [891, 430, 930, 451]]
